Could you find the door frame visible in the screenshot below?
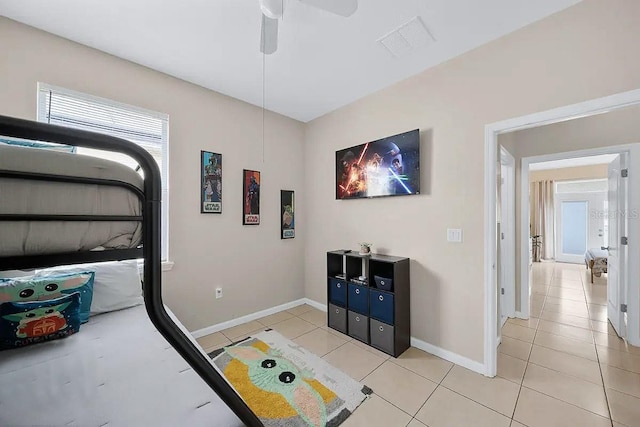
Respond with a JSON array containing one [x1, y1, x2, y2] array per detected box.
[[484, 88, 640, 377]]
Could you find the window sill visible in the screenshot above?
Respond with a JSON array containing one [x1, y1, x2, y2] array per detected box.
[[137, 260, 175, 274]]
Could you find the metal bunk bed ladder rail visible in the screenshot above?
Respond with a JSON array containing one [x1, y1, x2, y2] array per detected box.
[[0, 115, 263, 427]]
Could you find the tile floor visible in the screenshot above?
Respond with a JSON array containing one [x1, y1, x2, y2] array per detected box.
[[499, 262, 640, 427], [195, 262, 640, 426]]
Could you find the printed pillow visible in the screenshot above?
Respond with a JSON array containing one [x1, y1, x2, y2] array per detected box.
[[0, 272, 95, 323], [0, 292, 81, 350]]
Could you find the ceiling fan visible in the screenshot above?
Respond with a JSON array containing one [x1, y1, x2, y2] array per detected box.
[[259, 0, 358, 54]]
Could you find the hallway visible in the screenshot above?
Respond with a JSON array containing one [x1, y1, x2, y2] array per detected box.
[[498, 262, 640, 426]]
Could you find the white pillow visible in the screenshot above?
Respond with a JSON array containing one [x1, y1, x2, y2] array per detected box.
[[36, 260, 143, 315], [0, 270, 35, 279]]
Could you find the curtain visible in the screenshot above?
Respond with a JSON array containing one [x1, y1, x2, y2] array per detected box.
[[530, 180, 555, 261]]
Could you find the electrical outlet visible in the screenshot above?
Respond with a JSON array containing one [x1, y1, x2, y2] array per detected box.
[[447, 228, 463, 243], [215, 287, 223, 299]]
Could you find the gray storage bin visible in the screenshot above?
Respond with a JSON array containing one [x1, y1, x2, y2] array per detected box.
[[348, 310, 369, 343], [328, 304, 347, 334], [374, 275, 393, 291], [370, 318, 394, 355]]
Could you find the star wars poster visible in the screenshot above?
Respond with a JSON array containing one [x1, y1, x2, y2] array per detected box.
[[280, 190, 295, 239], [243, 169, 260, 225], [201, 151, 222, 213], [336, 129, 420, 199]]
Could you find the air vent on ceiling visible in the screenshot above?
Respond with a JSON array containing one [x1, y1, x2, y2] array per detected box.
[[378, 16, 435, 58]]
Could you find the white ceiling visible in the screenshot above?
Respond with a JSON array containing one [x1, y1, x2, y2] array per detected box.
[[0, 0, 581, 122], [529, 154, 618, 171]]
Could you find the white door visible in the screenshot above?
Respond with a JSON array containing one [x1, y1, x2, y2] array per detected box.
[[499, 222, 507, 328], [499, 157, 515, 323], [607, 154, 627, 338], [587, 193, 607, 249]]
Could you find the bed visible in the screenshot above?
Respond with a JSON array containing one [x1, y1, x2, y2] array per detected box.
[[0, 143, 143, 257], [585, 248, 608, 284], [0, 115, 263, 426], [0, 305, 242, 426]]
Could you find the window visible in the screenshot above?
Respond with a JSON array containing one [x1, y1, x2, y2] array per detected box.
[[555, 179, 607, 194], [37, 83, 169, 261]]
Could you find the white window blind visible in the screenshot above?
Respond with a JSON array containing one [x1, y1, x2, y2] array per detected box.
[[37, 83, 170, 261]]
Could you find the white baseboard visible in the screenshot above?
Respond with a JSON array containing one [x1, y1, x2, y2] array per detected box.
[[191, 298, 307, 338], [191, 297, 486, 376], [514, 311, 527, 319], [303, 298, 327, 312], [410, 336, 485, 376]]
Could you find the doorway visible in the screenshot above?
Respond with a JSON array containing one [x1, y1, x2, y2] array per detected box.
[[518, 148, 634, 343], [483, 89, 640, 377]]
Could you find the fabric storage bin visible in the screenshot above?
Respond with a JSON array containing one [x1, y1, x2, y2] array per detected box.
[[374, 275, 393, 292], [347, 283, 369, 315], [329, 278, 347, 307], [369, 289, 394, 325], [370, 319, 394, 355], [348, 310, 369, 343], [328, 304, 347, 334]]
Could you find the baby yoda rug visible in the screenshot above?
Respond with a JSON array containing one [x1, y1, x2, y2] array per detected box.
[[209, 329, 371, 427]]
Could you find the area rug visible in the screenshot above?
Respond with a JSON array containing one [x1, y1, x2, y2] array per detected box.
[[209, 329, 371, 427]]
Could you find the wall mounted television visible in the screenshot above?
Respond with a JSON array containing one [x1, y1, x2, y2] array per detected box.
[[336, 129, 420, 200]]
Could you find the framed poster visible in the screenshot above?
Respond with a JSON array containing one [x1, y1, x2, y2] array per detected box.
[[201, 151, 222, 213], [243, 169, 260, 225], [281, 190, 295, 239]]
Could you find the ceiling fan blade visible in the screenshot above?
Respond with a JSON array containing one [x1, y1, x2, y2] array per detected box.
[[260, 14, 279, 55], [298, 0, 358, 17]]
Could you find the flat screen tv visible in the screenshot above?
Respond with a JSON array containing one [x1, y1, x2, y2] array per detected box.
[[336, 129, 420, 200]]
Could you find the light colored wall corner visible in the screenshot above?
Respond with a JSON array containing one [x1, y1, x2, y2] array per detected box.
[[302, 0, 640, 364], [0, 16, 306, 332]]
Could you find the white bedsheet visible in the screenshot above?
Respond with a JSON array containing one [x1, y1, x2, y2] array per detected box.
[[0, 305, 242, 427], [0, 144, 143, 257]]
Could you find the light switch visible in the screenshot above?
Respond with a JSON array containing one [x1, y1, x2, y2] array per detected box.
[[447, 229, 463, 243]]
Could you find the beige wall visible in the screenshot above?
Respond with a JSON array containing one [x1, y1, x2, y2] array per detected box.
[[501, 104, 640, 313], [0, 17, 306, 331], [529, 165, 608, 183], [3, 0, 640, 365], [304, 0, 640, 363]]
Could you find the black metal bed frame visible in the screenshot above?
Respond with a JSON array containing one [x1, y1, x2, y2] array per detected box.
[[0, 115, 262, 427]]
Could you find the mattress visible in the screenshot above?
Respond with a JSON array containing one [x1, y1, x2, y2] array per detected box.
[[0, 305, 243, 427], [0, 144, 143, 257]]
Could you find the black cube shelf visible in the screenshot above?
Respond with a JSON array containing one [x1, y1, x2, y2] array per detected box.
[[326, 250, 410, 357]]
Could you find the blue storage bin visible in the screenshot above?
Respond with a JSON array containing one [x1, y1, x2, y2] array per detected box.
[[369, 290, 394, 325], [348, 283, 369, 315], [329, 278, 347, 307]]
